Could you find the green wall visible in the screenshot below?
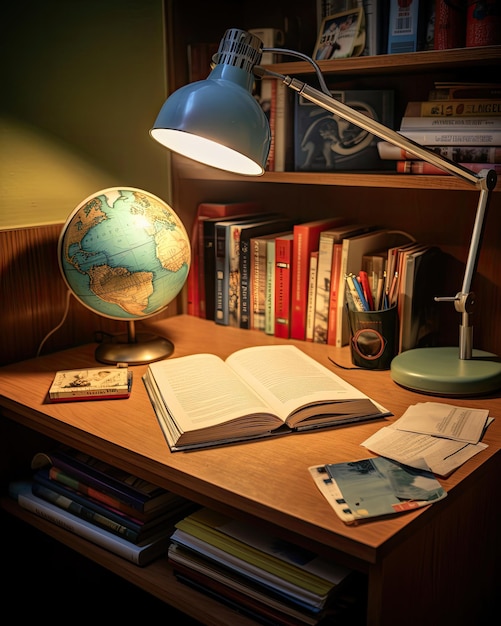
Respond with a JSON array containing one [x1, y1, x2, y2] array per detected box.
[[0, 0, 171, 229]]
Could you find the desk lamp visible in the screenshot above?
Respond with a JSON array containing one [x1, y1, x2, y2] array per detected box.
[[150, 28, 501, 396]]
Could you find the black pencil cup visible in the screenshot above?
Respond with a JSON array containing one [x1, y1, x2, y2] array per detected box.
[[347, 306, 398, 370]]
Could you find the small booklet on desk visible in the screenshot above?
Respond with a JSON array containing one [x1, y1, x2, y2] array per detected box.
[[142, 344, 391, 451], [48, 365, 132, 402]]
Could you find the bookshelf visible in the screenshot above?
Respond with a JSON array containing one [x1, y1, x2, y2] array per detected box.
[[1, 315, 500, 625]]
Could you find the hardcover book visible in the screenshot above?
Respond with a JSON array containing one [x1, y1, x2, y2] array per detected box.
[[309, 456, 447, 524], [48, 366, 131, 402], [214, 214, 267, 326], [274, 233, 295, 338], [238, 217, 294, 329], [306, 251, 319, 342], [294, 90, 394, 172], [290, 217, 347, 341], [404, 100, 501, 117], [377, 141, 501, 163], [387, 0, 428, 54], [188, 201, 261, 318], [249, 230, 292, 332], [142, 344, 391, 451]]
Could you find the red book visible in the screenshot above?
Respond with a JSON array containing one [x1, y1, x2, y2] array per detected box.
[[274, 233, 295, 338], [290, 217, 347, 340], [434, 0, 466, 50], [466, 1, 501, 47], [187, 202, 261, 317], [396, 161, 501, 176]]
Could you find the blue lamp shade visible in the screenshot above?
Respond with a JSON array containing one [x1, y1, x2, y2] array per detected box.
[[150, 63, 271, 176]]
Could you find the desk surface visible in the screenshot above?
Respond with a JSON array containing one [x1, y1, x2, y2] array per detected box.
[[1, 315, 500, 569]]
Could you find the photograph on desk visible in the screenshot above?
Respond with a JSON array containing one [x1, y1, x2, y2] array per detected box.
[[143, 344, 391, 451]]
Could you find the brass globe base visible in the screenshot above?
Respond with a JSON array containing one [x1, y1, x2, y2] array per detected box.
[[95, 332, 174, 365]]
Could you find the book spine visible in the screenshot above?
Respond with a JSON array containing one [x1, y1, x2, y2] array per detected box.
[[429, 86, 501, 100], [215, 223, 229, 325], [42, 450, 154, 506], [32, 481, 142, 543], [48, 466, 145, 518], [305, 251, 318, 342], [313, 235, 335, 344], [290, 218, 346, 341], [408, 100, 501, 117], [433, 0, 466, 50], [265, 238, 277, 335], [326, 242, 342, 346], [33, 468, 144, 533], [196, 216, 208, 318], [16, 486, 167, 566], [239, 235, 252, 329], [399, 129, 501, 146], [397, 161, 501, 175], [266, 79, 276, 172], [400, 117, 501, 130], [274, 236, 294, 338], [387, 0, 422, 54], [378, 141, 501, 163], [228, 223, 243, 328], [465, 1, 501, 47], [250, 237, 268, 331]]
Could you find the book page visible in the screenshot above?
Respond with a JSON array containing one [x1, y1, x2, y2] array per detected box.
[[146, 354, 283, 435], [226, 345, 385, 427]]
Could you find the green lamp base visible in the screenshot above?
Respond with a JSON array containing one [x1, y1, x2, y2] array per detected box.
[[391, 347, 501, 396]]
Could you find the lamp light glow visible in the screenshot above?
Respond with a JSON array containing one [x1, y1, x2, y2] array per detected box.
[[150, 28, 501, 396]]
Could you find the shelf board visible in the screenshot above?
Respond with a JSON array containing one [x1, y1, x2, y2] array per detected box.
[[266, 46, 501, 77], [173, 157, 500, 191]]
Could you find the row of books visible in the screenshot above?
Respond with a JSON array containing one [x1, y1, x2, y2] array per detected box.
[[318, 1, 500, 57], [380, 80, 501, 177], [168, 506, 363, 625], [9, 447, 195, 566], [187, 204, 441, 352]]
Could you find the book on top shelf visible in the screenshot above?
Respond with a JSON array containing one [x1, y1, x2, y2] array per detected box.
[[405, 100, 501, 117], [9, 480, 173, 566], [399, 117, 501, 131], [428, 82, 501, 101], [142, 344, 391, 451], [290, 216, 348, 341], [294, 89, 394, 172], [396, 161, 501, 176], [387, 0, 429, 54], [399, 129, 501, 146], [377, 141, 501, 163], [309, 456, 447, 525], [48, 366, 131, 402]]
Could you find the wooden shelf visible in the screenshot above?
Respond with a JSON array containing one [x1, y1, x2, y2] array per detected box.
[[173, 155, 500, 191], [267, 46, 501, 78]]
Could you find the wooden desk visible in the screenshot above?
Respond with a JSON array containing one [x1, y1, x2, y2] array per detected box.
[[1, 315, 499, 625]]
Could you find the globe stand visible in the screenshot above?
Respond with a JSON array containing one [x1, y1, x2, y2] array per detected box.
[[95, 321, 174, 365]]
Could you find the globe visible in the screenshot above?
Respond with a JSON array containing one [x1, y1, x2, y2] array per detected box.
[[58, 187, 191, 364]]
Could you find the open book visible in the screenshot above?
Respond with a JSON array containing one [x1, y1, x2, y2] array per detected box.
[[143, 345, 390, 451]]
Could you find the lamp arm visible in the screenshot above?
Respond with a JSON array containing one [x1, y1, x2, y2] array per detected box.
[[256, 66, 498, 360]]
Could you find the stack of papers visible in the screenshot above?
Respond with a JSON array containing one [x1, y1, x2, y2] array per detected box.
[[361, 402, 492, 477]]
